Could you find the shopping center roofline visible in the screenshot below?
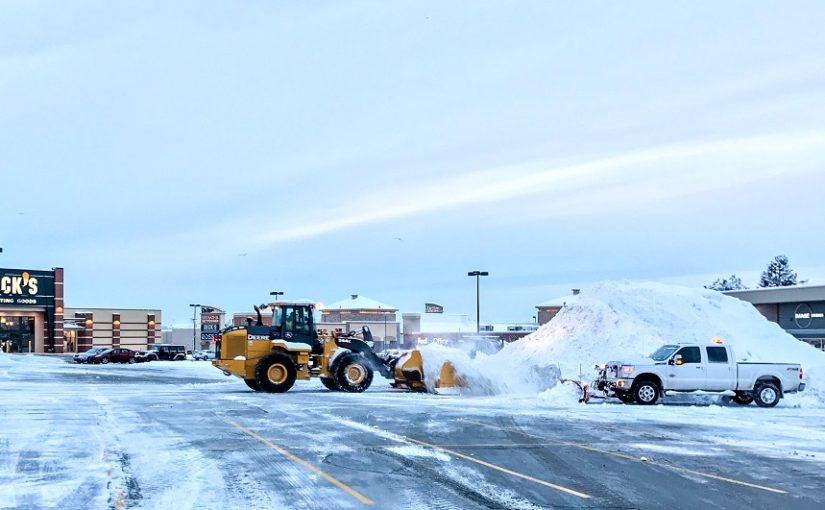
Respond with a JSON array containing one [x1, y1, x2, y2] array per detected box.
[[724, 284, 825, 304], [63, 306, 163, 313]]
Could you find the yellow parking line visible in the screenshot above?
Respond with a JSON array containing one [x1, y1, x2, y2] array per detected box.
[[229, 421, 374, 505], [405, 436, 591, 499], [463, 419, 787, 495]]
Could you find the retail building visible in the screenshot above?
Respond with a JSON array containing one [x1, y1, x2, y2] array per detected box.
[[535, 289, 581, 325], [402, 306, 536, 347], [0, 267, 63, 353], [319, 295, 399, 349], [0, 266, 160, 353], [725, 285, 825, 350]]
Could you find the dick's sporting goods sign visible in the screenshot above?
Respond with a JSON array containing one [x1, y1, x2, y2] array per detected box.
[[0, 268, 56, 307]]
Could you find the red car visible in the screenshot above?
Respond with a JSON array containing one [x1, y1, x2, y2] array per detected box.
[[90, 348, 136, 364]]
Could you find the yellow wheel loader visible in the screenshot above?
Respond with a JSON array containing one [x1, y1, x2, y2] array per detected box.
[[212, 301, 451, 393]]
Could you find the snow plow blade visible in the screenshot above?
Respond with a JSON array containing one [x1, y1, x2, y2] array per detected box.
[[390, 350, 428, 391], [434, 361, 465, 395], [389, 351, 466, 394]]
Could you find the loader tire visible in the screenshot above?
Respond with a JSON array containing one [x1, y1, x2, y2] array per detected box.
[[732, 392, 754, 406], [244, 379, 261, 392], [333, 353, 373, 393], [255, 352, 297, 393], [321, 377, 340, 391], [753, 382, 780, 408], [632, 380, 660, 405]]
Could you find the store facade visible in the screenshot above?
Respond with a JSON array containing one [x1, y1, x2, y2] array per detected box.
[[0, 267, 64, 353], [725, 285, 825, 350], [1, 266, 161, 354]]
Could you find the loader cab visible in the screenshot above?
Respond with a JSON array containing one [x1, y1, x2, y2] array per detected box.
[[270, 303, 320, 352]]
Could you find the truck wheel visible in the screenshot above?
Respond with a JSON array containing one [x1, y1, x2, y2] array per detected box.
[[732, 392, 754, 405], [255, 352, 297, 393], [753, 382, 780, 408], [321, 377, 340, 391], [633, 380, 660, 405], [244, 379, 261, 392], [101, 358, 110, 364], [333, 353, 373, 393]]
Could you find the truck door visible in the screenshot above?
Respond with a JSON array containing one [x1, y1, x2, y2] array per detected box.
[[666, 346, 706, 390], [704, 346, 734, 391]]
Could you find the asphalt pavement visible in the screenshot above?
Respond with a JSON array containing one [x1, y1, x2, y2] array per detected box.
[[2, 357, 824, 510]]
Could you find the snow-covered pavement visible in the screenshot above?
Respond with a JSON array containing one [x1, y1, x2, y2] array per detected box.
[[2, 354, 825, 509]]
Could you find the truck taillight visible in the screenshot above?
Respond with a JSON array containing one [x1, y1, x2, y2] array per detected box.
[[800, 368, 804, 379]]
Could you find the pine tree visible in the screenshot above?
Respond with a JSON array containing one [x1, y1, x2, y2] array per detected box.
[[705, 274, 747, 291], [758, 255, 799, 287]]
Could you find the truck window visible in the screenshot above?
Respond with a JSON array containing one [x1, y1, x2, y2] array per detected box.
[[676, 346, 701, 363], [706, 346, 728, 363]]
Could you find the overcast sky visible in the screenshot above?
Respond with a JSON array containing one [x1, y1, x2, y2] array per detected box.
[[2, 1, 824, 327]]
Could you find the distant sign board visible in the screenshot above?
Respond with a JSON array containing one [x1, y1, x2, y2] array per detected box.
[[201, 313, 221, 323], [0, 268, 55, 308], [425, 303, 443, 314], [787, 302, 825, 329], [201, 332, 218, 342]]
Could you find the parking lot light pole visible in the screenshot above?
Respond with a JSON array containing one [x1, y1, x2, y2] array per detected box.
[[189, 303, 200, 352], [270, 291, 284, 302], [467, 271, 489, 334]]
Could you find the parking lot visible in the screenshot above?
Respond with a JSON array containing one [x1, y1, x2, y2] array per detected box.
[[2, 355, 825, 510]]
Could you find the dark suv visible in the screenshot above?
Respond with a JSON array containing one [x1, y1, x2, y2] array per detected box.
[[136, 344, 187, 362]]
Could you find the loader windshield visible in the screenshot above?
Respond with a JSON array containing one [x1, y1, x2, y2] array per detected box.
[[650, 344, 679, 361]]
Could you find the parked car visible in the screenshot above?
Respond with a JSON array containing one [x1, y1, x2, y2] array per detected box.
[[136, 344, 187, 362], [73, 347, 107, 364], [596, 340, 805, 407], [193, 350, 215, 361], [90, 348, 137, 364]]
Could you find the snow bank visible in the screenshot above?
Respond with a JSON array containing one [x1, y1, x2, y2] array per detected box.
[[415, 343, 560, 395], [418, 281, 825, 404]]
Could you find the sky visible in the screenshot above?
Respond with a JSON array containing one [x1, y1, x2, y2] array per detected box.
[[1, 1, 824, 327]]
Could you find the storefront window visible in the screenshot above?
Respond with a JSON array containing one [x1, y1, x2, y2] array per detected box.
[[64, 330, 77, 353], [0, 316, 36, 353]]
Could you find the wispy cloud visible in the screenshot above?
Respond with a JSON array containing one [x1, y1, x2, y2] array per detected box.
[[249, 130, 825, 243], [78, 129, 825, 267]]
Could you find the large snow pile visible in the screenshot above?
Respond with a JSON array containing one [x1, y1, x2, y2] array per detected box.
[[418, 281, 825, 404]]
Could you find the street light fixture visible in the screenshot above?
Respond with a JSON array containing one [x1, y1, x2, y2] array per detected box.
[[467, 271, 489, 334], [189, 303, 200, 353], [270, 291, 284, 302]]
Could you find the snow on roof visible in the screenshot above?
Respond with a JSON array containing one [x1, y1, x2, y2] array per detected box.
[[417, 314, 473, 333], [324, 294, 397, 311], [537, 289, 581, 308], [724, 284, 825, 304]]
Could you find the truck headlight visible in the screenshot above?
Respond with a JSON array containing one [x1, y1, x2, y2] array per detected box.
[[620, 366, 635, 375]]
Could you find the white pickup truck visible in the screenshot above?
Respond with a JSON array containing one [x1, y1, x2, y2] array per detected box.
[[595, 342, 805, 407]]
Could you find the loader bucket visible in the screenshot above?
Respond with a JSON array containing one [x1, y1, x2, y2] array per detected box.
[[434, 361, 465, 395], [391, 350, 428, 391]]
